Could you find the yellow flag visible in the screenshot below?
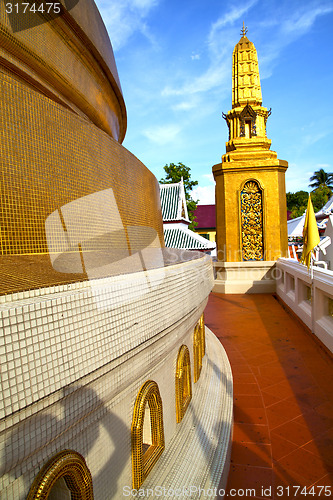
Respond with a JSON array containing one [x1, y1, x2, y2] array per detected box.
[[300, 195, 320, 268]]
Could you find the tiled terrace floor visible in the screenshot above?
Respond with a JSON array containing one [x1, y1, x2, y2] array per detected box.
[[205, 293, 333, 500]]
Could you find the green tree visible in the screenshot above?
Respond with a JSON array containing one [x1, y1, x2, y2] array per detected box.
[[159, 162, 198, 230], [286, 186, 332, 219], [311, 185, 332, 212], [286, 190, 308, 218], [309, 168, 333, 190]]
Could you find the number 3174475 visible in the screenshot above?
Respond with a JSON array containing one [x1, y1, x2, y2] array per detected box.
[[5, 3, 61, 14]]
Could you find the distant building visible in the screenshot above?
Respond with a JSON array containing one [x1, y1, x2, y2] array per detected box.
[[287, 214, 306, 238], [160, 181, 216, 253], [193, 204, 216, 246]]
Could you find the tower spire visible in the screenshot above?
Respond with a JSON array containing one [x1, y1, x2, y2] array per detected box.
[[241, 21, 248, 37], [232, 29, 262, 108]]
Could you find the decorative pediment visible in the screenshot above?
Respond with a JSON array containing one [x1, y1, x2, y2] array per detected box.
[[240, 103, 257, 120]]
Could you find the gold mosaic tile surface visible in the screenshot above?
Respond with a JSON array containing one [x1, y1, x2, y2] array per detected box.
[[0, 0, 126, 140], [0, 71, 164, 296]]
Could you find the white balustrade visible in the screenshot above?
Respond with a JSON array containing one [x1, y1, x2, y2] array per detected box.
[[276, 258, 333, 353]]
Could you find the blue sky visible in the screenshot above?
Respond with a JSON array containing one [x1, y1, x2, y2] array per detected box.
[[95, 0, 333, 204]]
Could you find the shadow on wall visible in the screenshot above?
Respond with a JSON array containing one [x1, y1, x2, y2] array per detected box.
[[1, 384, 129, 499]]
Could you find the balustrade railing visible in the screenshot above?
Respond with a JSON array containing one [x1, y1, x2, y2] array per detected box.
[[277, 258, 333, 353]]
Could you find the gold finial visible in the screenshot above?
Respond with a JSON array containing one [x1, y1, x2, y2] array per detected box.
[[241, 21, 248, 37]]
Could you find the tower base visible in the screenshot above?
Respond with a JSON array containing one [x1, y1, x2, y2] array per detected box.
[[213, 261, 277, 294]]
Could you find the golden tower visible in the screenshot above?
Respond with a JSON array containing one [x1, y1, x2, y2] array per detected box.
[[213, 25, 288, 293]]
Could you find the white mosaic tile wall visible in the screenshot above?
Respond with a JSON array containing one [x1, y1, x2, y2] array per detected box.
[[0, 256, 216, 499], [0, 256, 213, 420]]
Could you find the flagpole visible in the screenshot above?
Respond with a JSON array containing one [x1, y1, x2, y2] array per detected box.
[[310, 252, 313, 280], [310, 250, 315, 333]]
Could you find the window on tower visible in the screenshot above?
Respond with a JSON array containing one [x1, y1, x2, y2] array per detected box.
[[245, 120, 251, 138]]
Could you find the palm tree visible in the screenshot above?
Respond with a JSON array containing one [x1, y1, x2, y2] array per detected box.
[[309, 169, 333, 190]]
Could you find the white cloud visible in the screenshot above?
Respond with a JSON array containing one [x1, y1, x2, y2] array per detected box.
[[191, 54, 200, 60], [161, 86, 184, 97], [259, 3, 333, 79], [282, 5, 333, 37], [162, 65, 228, 98], [192, 185, 215, 205], [94, 0, 159, 50], [285, 164, 314, 192], [302, 132, 328, 147], [142, 124, 181, 145], [131, 0, 157, 8], [172, 101, 197, 111]]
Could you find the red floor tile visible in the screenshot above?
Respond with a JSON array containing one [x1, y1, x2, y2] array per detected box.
[[246, 352, 281, 368], [302, 427, 333, 467], [260, 380, 296, 401], [293, 409, 333, 437], [234, 394, 264, 409], [255, 375, 278, 389], [261, 391, 283, 408], [271, 420, 314, 447], [233, 423, 270, 445], [270, 433, 299, 461], [277, 447, 331, 485], [312, 473, 333, 487], [315, 401, 333, 419], [232, 372, 257, 384], [231, 442, 272, 468], [259, 364, 288, 383], [233, 406, 267, 425], [229, 362, 253, 374], [265, 406, 293, 430], [233, 382, 261, 395], [263, 397, 304, 424], [295, 385, 328, 410]]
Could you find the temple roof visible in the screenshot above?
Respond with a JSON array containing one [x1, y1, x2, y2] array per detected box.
[[164, 227, 216, 251], [160, 181, 215, 251], [159, 181, 189, 222]]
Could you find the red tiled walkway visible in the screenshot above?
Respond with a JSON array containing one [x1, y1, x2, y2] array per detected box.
[[205, 293, 333, 500]]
